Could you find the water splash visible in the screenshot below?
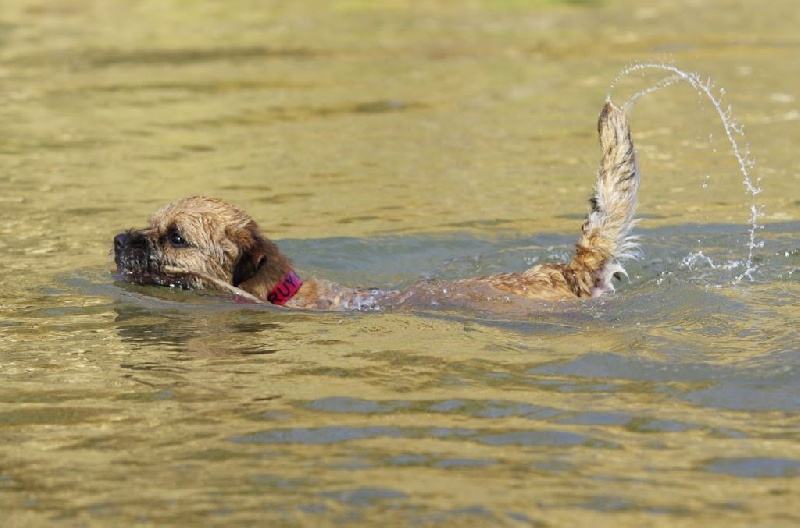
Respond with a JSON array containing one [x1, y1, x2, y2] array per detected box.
[[681, 251, 742, 272], [608, 62, 765, 283]]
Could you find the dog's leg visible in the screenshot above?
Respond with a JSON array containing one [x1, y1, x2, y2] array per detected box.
[[568, 101, 640, 296]]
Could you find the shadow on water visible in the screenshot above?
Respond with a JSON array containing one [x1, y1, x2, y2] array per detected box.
[[9, 45, 326, 69]]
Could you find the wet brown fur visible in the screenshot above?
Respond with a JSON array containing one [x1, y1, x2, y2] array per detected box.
[[114, 102, 639, 311]]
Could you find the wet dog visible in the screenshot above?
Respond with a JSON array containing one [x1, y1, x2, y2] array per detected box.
[[113, 102, 639, 310]]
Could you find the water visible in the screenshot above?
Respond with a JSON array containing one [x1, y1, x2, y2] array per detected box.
[[1, 1, 799, 526], [609, 62, 764, 283]]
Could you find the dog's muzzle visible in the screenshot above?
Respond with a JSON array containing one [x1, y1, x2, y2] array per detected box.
[[113, 231, 189, 289]]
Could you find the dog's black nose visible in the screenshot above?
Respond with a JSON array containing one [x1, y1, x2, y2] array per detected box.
[[114, 232, 131, 253]]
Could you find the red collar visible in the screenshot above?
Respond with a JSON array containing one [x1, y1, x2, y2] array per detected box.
[[266, 270, 303, 305]]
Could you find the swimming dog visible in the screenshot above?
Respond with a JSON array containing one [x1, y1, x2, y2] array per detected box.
[[113, 102, 639, 310]]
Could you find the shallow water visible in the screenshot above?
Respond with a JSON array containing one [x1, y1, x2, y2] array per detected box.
[[1, 1, 799, 526]]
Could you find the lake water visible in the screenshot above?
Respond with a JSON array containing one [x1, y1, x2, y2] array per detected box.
[[0, 1, 798, 526]]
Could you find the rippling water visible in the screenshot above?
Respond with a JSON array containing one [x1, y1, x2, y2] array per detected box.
[[1, 1, 799, 526]]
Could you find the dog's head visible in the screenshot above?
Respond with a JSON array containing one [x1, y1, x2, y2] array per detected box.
[[113, 196, 292, 298]]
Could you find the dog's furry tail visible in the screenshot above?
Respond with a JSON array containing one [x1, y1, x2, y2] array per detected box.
[[568, 101, 640, 297]]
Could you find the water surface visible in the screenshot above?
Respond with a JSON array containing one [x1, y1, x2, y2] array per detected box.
[[1, 1, 798, 526]]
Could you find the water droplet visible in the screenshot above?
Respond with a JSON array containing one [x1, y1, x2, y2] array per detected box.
[[608, 62, 765, 283]]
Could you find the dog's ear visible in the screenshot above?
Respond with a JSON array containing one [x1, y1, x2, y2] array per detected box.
[[231, 223, 267, 287], [229, 222, 293, 299]]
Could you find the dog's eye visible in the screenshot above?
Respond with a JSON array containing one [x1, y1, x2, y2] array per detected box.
[[168, 231, 189, 248]]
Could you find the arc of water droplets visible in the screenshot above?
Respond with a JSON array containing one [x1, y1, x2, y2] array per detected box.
[[608, 62, 764, 283]]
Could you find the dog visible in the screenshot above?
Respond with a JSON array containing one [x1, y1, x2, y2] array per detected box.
[[113, 101, 639, 311]]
